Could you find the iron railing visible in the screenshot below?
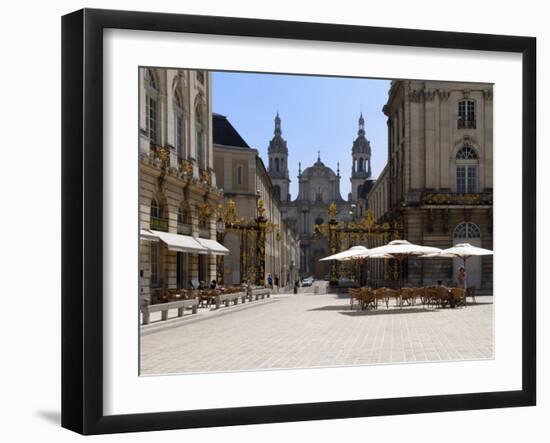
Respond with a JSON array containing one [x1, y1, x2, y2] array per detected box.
[[150, 217, 169, 232]]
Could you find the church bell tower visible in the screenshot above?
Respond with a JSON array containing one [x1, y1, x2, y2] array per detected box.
[[268, 112, 291, 202], [350, 113, 372, 201]]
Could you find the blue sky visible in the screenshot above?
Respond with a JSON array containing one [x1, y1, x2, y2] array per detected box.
[[212, 71, 391, 199]]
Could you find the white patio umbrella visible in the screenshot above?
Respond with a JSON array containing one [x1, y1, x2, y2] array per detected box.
[[356, 240, 442, 296], [319, 245, 369, 262], [421, 242, 494, 290], [320, 245, 370, 286]]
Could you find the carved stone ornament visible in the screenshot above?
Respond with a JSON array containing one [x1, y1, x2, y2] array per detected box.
[[200, 169, 212, 185], [423, 89, 436, 101], [408, 90, 422, 102], [437, 89, 450, 101], [179, 159, 194, 176], [153, 145, 170, 169]]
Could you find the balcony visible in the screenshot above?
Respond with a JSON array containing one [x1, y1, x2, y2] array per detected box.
[[421, 191, 492, 206], [150, 217, 169, 232], [177, 223, 192, 235], [457, 119, 476, 129]]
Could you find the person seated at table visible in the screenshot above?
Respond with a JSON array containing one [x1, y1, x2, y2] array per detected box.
[[210, 279, 217, 290]]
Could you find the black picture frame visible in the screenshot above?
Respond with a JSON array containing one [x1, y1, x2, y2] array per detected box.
[[61, 8, 536, 435]]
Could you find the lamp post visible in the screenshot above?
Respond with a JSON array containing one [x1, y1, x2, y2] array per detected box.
[[216, 214, 226, 284]]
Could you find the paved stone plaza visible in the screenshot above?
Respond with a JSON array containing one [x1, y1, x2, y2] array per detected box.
[[140, 292, 493, 375]]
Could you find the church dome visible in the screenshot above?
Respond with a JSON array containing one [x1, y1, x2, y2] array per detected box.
[[297, 152, 344, 203], [301, 159, 337, 178], [300, 153, 338, 179]]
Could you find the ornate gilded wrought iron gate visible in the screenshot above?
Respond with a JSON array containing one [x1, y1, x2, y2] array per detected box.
[[314, 203, 402, 286], [216, 199, 278, 286]]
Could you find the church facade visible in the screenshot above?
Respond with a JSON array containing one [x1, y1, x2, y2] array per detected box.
[[268, 113, 375, 279]]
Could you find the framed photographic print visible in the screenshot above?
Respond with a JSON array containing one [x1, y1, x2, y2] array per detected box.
[[61, 8, 536, 435]]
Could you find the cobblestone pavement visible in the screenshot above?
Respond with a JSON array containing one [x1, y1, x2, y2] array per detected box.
[[140, 293, 493, 375]]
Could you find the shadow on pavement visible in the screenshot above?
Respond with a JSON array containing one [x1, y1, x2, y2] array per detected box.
[[340, 308, 441, 316], [308, 305, 352, 311]]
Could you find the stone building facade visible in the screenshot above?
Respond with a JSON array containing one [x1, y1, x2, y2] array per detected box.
[[213, 114, 300, 287], [368, 80, 493, 291], [139, 67, 225, 304]]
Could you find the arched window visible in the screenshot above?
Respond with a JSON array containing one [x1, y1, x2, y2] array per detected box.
[[145, 68, 159, 143], [195, 104, 205, 170], [177, 206, 191, 235], [273, 185, 281, 200], [453, 222, 481, 240], [150, 198, 162, 219], [173, 92, 184, 155], [275, 158, 280, 172], [458, 100, 476, 129], [150, 197, 167, 231], [456, 146, 478, 160], [358, 157, 364, 172], [456, 146, 479, 193]]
